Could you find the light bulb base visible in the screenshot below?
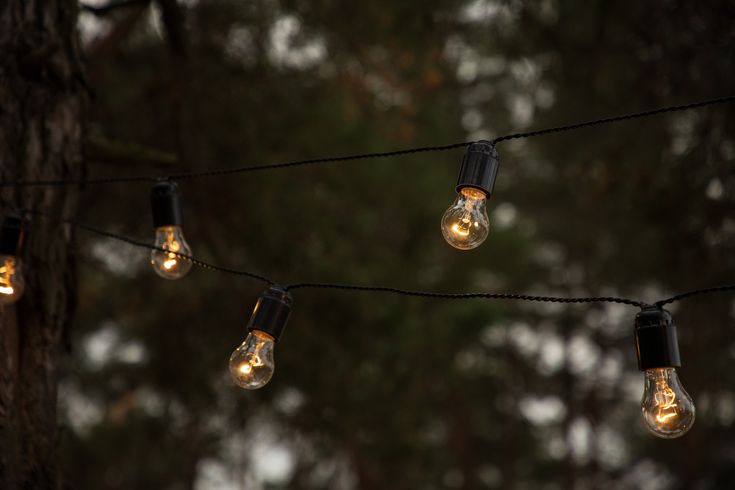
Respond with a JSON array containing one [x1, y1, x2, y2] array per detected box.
[[151, 180, 184, 228], [0, 214, 26, 256], [455, 140, 500, 197], [635, 306, 681, 371], [247, 286, 293, 342]]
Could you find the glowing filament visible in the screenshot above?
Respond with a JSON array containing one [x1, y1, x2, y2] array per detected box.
[[451, 218, 472, 236], [163, 255, 177, 269], [654, 381, 678, 423]]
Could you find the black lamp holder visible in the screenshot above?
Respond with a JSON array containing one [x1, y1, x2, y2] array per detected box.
[[247, 287, 293, 342], [455, 140, 500, 197], [151, 180, 183, 228], [634, 306, 681, 371]]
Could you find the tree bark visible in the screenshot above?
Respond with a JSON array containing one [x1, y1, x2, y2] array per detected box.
[[0, 1, 85, 488]]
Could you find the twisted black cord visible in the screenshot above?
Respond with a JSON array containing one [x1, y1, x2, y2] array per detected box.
[[655, 285, 735, 308], [167, 142, 472, 181], [0, 142, 472, 187], [283, 282, 648, 307], [18, 208, 735, 310], [26, 209, 276, 285], [2, 94, 733, 188], [492, 95, 735, 143]]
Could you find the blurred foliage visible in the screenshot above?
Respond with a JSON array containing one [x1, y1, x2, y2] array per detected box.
[[62, 0, 735, 489]]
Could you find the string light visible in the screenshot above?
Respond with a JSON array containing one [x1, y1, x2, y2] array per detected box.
[[0, 214, 27, 305], [149, 181, 193, 279], [635, 307, 695, 438], [1, 94, 734, 438], [229, 287, 293, 390], [441, 141, 499, 250]]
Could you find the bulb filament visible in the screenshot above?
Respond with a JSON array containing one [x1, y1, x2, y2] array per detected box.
[[654, 377, 678, 423], [238, 355, 263, 375], [161, 230, 182, 269], [163, 255, 178, 270], [451, 215, 473, 236]]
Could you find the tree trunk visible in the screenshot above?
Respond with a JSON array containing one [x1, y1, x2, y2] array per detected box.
[[0, 1, 85, 488]]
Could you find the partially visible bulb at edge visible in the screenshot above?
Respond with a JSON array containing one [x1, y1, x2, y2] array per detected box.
[[441, 187, 490, 250], [0, 254, 24, 305], [151, 225, 192, 279]]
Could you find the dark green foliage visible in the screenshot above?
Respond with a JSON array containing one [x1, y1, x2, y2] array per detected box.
[[63, 1, 735, 488]]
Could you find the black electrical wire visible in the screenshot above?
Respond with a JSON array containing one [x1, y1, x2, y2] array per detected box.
[[283, 282, 648, 308], [655, 285, 735, 307], [25, 209, 276, 285], [491, 95, 735, 143], [35, 207, 735, 311], [2, 95, 733, 188], [16, 209, 735, 309]]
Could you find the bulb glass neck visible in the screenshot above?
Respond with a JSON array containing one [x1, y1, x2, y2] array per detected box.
[[460, 187, 487, 200], [251, 329, 275, 342]]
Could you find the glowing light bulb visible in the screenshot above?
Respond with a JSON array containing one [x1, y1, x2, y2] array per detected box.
[[228, 287, 293, 391], [0, 214, 26, 305], [641, 368, 695, 438], [150, 225, 192, 279], [0, 255, 24, 305], [442, 140, 499, 250], [441, 187, 489, 249], [150, 180, 192, 279], [634, 306, 695, 439], [229, 330, 275, 390]]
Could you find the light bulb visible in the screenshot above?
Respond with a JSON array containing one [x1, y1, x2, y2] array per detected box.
[[441, 187, 490, 250], [0, 214, 26, 305], [228, 287, 292, 391], [442, 140, 499, 250], [150, 225, 192, 279], [0, 254, 24, 305], [229, 330, 275, 390], [641, 367, 695, 438]]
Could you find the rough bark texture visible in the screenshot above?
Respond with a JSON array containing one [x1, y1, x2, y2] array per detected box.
[[0, 1, 85, 488]]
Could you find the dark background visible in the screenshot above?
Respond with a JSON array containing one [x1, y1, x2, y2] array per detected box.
[[61, 1, 735, 488]]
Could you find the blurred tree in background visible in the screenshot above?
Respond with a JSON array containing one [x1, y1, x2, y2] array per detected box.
[[17, 0, 735, 488]]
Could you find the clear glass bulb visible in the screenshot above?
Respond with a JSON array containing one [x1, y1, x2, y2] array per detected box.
[[0, 255, 24, 305], [150, 225, 192, 280], [229, 330, 275, 390], [641, 367, 695, 438], [441, 187, 490, 250]]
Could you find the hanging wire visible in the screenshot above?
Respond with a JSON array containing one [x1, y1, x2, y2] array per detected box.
[[1, 95, 733, 188], [655, 285, 735, 307], [25, 208, 276, 285], [26, 207, 735, 311], [3, 94, 735, 309], [491, 95, 735, 143]]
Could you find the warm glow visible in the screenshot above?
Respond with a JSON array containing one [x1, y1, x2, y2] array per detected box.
[[654, 380, 678, 424], [239, 363, 253, 374], [451, 222, 471, 236], [0, 259, 15, 295], [163, 257, 177, 269]]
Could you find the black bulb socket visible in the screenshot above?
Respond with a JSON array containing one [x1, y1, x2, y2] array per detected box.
[[0, 214, 26, 256], [455, 140, 500, 197], [247, 287, 293, 343], [635, 306, 681, 371], [151, 180, 184, 228]]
